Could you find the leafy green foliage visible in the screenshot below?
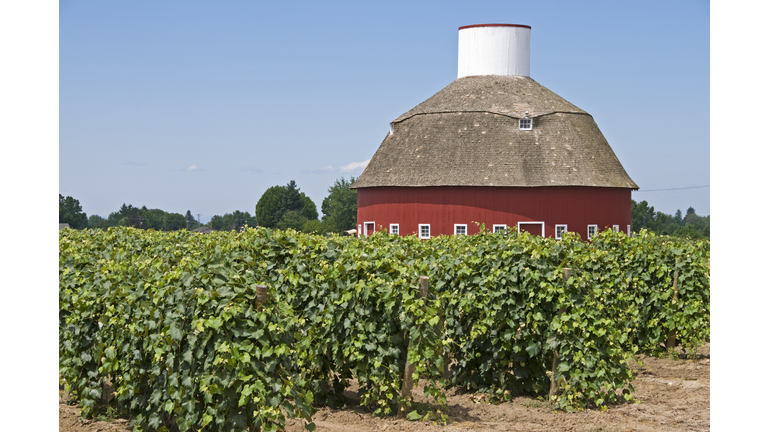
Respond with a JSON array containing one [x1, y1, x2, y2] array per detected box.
[[255, 181, 319, 229], [209, 210, 258, 231], [321, 177, 357, 234], [185, 210, 198, 230], [60, 194, 88, 229], [254, 186, 285, 228], [301, 220, 330, 234], [88, 214, 107, 230], [276, 210, 308, 231], [631, 200, 709, 239], [95, 204, 187, 231], [60, 227, 709, 430]]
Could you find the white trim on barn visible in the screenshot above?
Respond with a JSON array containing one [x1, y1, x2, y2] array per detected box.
[[419, 224, 431, 239], [587, 224, 598, 240], [555, 224, 567, 240], [518, 221, 545, 237]]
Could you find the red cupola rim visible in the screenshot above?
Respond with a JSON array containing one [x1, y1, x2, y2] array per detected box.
[[458, 24, 531, 30]]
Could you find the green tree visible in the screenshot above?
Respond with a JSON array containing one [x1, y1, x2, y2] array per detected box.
[[210, 211, 258, 231], [301, 219, 329, 234], [631, 199, 708, 239], [59, 194, 88, 229], [101, 204, 187, 231], [321, 177, 357, 233], [209, 215, 225, 231], [255, 186, 286, 228], [185, 210, 198, 230], [106, 204, 143, 228], [674, 209, 683, 224], [301, 195, 319, 221], [283, 180, 303, 213], [276, 210, 308, 231], [140, 208, 171, 230], [255, 180, 319, 229], [164, 213, 187, 231], [87, 214, 107, 230], [674, 224, 704, 239]]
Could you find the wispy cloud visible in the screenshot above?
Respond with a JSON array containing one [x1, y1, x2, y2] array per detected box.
[[338, 159, 370, 173], [185, 164, 201, 171], [122, 161, 147, 166], [240, 166, 264, 174], [307, 159, 370, 174]]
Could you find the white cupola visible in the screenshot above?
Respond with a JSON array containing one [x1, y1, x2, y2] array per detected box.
[[457, 24, 531, 78]]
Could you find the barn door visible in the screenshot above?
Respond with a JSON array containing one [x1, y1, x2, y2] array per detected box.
[[364, 222, 375, 236], [518, 221, 544, 237]]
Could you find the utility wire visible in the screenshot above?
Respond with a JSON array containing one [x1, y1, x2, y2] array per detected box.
[[634, 185, 709, 192]]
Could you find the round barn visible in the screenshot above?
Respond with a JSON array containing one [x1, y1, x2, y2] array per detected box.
[[351, 24, 638, 240]]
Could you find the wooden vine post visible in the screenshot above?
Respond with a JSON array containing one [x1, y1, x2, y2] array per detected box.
[[549, 268, 571, 401], [255, 285, 267, 311], [398, 276, 429, 418], [666, 260, 680, 350]]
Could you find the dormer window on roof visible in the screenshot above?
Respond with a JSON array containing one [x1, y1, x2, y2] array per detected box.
[[519, 118, 532, 130]]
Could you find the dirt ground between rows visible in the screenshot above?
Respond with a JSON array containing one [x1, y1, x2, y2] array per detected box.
[[60, 343, 709, 432]]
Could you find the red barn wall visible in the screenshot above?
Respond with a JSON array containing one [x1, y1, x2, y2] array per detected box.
[[356, 186, 632, 240]]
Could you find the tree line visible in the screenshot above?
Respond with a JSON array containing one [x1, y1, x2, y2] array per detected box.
[[62, 190, 709, 239], [59, 177, 358, 235], [631, 199, 709, 239]]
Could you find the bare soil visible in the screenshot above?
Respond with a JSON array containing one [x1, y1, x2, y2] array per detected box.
[[60, 344, 709, 432]]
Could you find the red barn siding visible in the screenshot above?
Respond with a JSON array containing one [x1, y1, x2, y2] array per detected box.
[[356, 186, 631, 240]]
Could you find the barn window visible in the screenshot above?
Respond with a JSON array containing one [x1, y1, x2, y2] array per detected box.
[[519, 118, 532, 130], [454, 224, 467, 235], [390, 224, 399, 235], [555, 224, 567, 240], [419, 224, 431, 239], [587, 224, 598, 240], [493, 224, 507, 233], [612, 225, 620, 233], [364, 222, 375, 236]]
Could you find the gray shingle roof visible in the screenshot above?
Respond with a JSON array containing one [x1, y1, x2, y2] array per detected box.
[[352, 75, 638, 189]]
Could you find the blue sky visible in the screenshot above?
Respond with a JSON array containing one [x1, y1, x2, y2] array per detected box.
[[59, 0, 710, 221]]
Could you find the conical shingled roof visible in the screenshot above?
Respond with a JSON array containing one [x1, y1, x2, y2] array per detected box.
[[352, 75, 638, 189]]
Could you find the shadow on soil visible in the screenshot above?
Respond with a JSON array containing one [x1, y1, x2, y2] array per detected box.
[[316, 387, 486, 424]]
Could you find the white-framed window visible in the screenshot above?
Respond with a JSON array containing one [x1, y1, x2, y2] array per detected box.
[[389, 223, 399, 235], [612, 225, 620, 232], [517, 221, 545, 237], [587, 224, 598, 240], [357, 224, 361, 237], [492, 224, 507, 233], [627, 225, 631, 236], [519, 118, 532, 130], [364, 222, 375, 236], [454, 224, 467, 235], [419, 224, 430, 239], [555, 224, 567, 240]]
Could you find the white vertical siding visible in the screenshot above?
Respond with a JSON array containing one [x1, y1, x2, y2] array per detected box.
[[457, 25, 531, 78]]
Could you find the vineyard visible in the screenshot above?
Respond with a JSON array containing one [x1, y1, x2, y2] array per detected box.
[[59, 227, 710, 432]]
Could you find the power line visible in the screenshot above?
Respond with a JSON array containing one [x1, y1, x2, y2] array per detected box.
[[634, 185, 709, 192]]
